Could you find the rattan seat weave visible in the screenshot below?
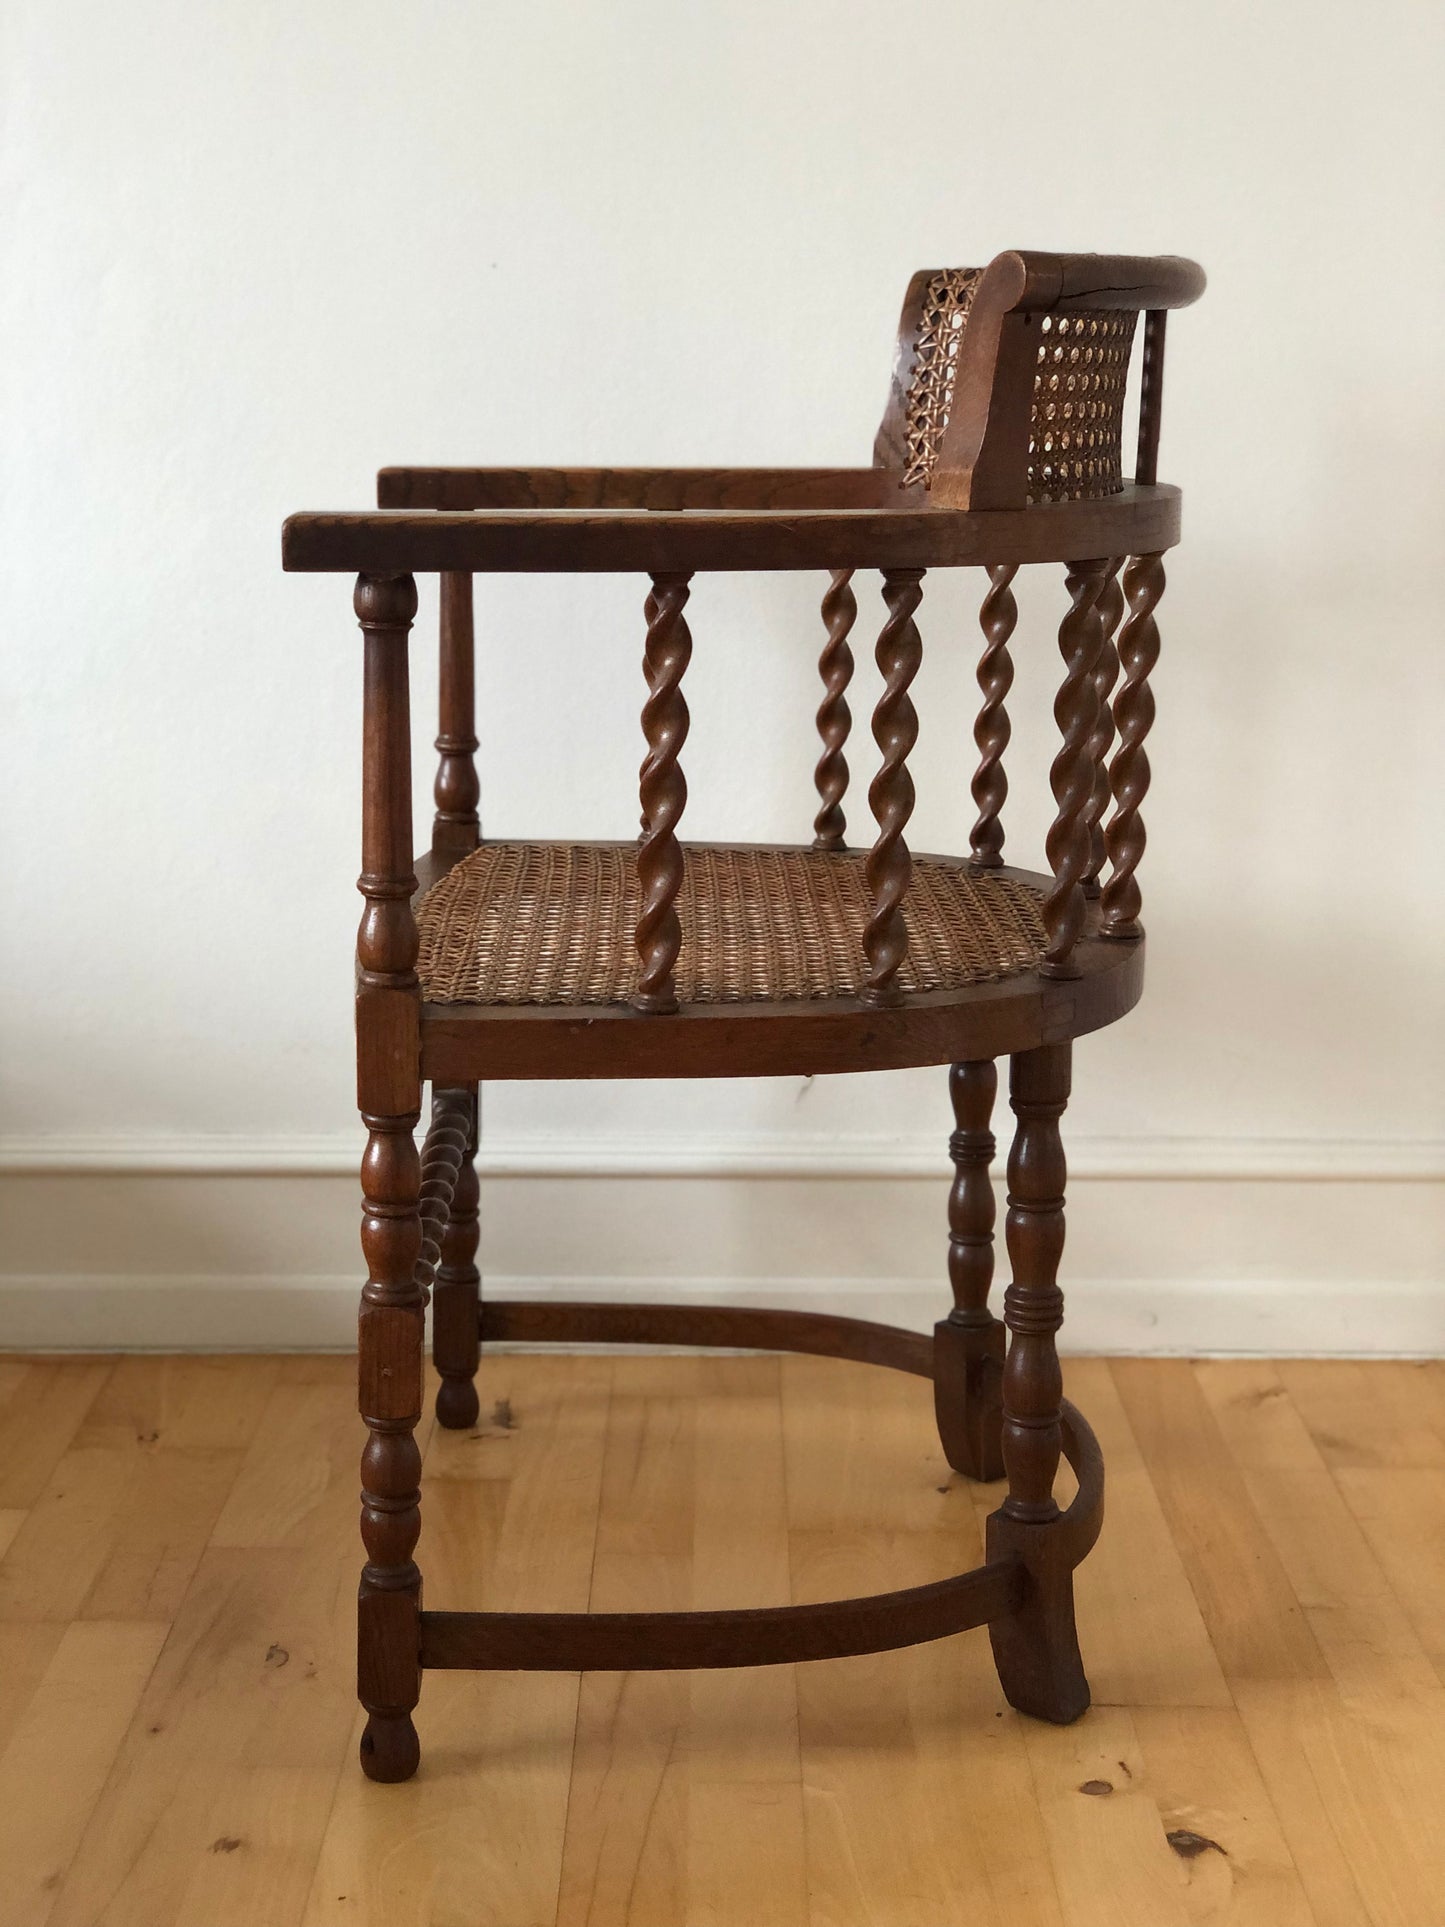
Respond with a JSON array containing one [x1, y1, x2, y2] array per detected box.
[[416, 842, 1047, 1007]]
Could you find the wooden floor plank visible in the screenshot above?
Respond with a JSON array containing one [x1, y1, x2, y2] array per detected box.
[[0, 1352, 1436, 1925], [46, 1357, 362, 1927], [0, 1620, 67, 1757], [1022, 1707, 1195, 1927], [1017, 1359, 1234, 1710], [1109, 1360, 1330, 1683], [0, 1358, 269, 1624], [0, 1359, 114, 1509], [0, 1510, 24, 1561], [684, 1358, 807, 1927], [783, 1353, 1058, 1927], [209, 1357, 366, 1554], [0, 1620, 169, 1927], [1235, 1679, 1445, 1927], [302, 1354, 611, 1927], [1331, 1466, 1445, 1688], [1276, 1362, 1445, 1470], [1194, 1361, 1440, 1699], [1126, 1706, 1319, 1926], [555, 1356, 700, 1927]]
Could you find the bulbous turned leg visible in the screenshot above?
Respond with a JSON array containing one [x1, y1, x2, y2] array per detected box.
[[986, 1042, 1090, 1725], [359, 1678, 422, 1782], [357, 1113, 427, 1782], [433, 1085, 481, 1430], [933, 1061, 1006, 1482]]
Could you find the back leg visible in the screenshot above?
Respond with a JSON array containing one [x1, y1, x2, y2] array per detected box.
[[933, 1060, 1006, 1481], [432, 1083, 481, 1429]]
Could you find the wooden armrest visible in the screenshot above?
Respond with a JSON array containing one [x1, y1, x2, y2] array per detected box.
[[376, 467, 911, 511], [280, 487, 1181, 576]]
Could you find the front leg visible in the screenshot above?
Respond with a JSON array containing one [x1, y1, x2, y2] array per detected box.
[[986, 1042, 1090, 1724], [358, 1113, 425, 1780], [353, 571, 426, 1782]]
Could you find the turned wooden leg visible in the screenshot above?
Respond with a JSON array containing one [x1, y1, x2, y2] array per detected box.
[[357, 1114, 425, 1782], [354, 571, 425, 1782], [986, 1041, 1090, 1724], [933, 1061, 1005, 1481], [433, 1085, 481, 1430]]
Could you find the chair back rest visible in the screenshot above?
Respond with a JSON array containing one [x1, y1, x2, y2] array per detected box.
[[874, 251, 1205, 509]]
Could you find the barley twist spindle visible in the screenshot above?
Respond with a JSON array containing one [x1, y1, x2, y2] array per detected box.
[[634, 573, 693, 1012], [969, 563, 1017, 866], [414, 1089, 474, 1292], [353, 571, 425, 1784], [1083, 559, 1125, 894], [812, 568, 857, 850], [431, 1088, 481, 1431], [863, 568, 924, 1005], [638, 585, 660, 837], [1042, 560, 1108, 977], [1102, 552, 1164, 939]]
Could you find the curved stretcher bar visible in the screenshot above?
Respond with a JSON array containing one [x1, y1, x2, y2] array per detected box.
[[416, 1303, 1103, 1674]]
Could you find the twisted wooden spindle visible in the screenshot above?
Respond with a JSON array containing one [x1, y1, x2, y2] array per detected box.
[[1103, 553, 1165, 940], [812, 568, 857, 850], [353, 571, 425, 1784], [863, 568, 925, 1005], [1083, 559, 1125, 895], [433, 572, 480, 856], [969, 563, 1017, 867], [1042, 559, 1109, 977], [634, 573, 693, 1012], [986, 1041, 1088, 1724], [429, 1087, 481, 1431], [638, 585, 660, 837], [933, 1061, 1005, 1481]]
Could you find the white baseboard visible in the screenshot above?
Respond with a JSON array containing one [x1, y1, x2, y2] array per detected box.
[[3, 1131, 1442, 1181], [2, 1272, 1442, 1359], [2, 1130, 1440, 1355]]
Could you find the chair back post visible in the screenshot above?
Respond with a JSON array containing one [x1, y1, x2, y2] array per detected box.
[[434, 572, 480, 857], [1134, 311, 1168, 488]]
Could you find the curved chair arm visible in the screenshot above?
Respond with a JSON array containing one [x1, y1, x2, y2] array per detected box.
[[281, 486, 1181, 578]]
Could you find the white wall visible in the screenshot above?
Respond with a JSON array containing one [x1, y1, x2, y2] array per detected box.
[[2, 0, 1442, 1350]]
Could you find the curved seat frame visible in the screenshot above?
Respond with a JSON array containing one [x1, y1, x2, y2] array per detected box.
[[283, 247, 1203, 1784], [417, 853, 1145, 1081]]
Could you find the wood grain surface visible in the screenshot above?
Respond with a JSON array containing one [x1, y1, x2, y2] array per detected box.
[[0, 1352, 1441, 1925]]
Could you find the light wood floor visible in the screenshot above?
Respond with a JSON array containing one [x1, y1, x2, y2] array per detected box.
[[1, 1351, 1443, 1925]]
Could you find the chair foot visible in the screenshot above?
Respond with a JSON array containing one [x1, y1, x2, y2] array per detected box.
[[435, 1374, 481, 1430], [932, 1314, 1006, 1482], [360, 1711, 421, 1782], [985, 1508, 1091, 1724]]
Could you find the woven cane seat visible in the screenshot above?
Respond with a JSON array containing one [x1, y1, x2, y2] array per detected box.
[[416, 841, 1047, 1007]]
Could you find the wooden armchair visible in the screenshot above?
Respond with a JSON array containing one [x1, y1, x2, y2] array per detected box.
[[282, 247, 1205, 1782]]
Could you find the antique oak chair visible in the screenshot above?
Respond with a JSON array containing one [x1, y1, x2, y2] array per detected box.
[[282, 248, 1205, 1781]]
